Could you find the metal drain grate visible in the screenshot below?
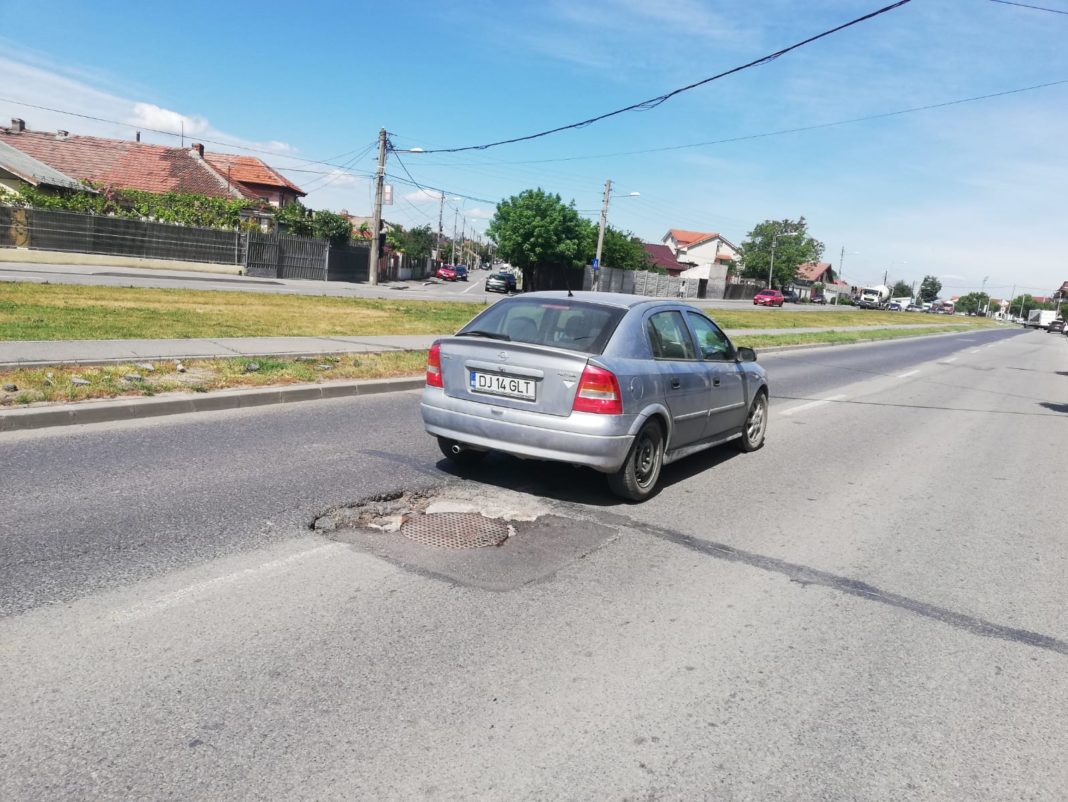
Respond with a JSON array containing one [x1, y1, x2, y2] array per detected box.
[[400, 512, 510, 549]]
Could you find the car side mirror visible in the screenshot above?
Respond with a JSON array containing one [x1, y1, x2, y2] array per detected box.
[[736, 346, 758, 362]]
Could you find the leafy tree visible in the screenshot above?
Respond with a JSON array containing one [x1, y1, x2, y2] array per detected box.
[[1008, 294, 1057, 318], [918, 275, 942, 303], [739, 217, 824, 289], [274, 201, 314, 237], [387, 224, 435, 263], [577, 220, 649, 271], [955, 292, 990, 315], [488, 188, 585, 290], [1061, 301, 1068, 319], [310, 210, 353, 246], [891, 280, 912, 298]]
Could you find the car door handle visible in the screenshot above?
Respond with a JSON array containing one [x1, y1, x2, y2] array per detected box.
[[713, 377, 721, 387], [670, 377, 681, 389]]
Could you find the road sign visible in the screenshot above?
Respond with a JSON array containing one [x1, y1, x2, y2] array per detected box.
[[591, 258, 599, 269]]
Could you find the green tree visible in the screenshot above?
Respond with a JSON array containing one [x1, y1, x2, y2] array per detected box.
[[387, 224, 436, 263], [918, 275, 942, 303], [311, 210, 353, 246], [955, 292, 990, 315], [487, 188, 585, 291], [739, 217, 824, 289], [578, 221, 650, 271], [891, 280, 912, 298]]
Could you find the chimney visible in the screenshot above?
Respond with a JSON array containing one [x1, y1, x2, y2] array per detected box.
[[135, 131, 141, 142], [191, 142, 204, 157], [10, 118, 25, 133], [55, 130, 69, 139]]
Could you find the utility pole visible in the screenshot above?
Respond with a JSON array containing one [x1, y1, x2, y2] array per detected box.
[[595, 178, 612, 268], [437, 193, 446, 269], [836, 245, 845, 305], [1008, 284, 1016, 320], [980, 275, 989, 316], [368, 127, 388, 286], [451, 208, 459, 264]]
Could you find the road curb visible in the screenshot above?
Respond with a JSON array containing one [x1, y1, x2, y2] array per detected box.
[[0, 376, 425, 433]]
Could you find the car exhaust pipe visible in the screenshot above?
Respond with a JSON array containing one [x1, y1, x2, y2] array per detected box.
[[451, 443, 463, 456]]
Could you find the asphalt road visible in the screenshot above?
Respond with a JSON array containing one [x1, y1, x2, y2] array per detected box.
[[2, 327, 1066, 800], [0, 259, 859, 311]]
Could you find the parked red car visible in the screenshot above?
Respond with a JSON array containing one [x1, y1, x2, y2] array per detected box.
[[753, 289, 785, 307], [436, 265, 468, 282]]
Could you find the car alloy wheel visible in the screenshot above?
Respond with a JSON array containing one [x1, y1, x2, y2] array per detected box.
[[737, 392, 768, 452]]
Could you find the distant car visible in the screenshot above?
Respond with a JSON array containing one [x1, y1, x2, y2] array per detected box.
[[753, 289, 785, 307], [422, 292, 769, 501], [485, 272, 517, 294], [782, 289, 800, 303], [906, 304, 923, 312], [887, 302, 903, 311], [1048, 319, 1066, 333], [810, 293, 827, 305], [436, 264, 469, 282]]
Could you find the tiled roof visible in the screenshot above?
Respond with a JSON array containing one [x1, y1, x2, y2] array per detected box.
[[0, 127, 303, 200], [667, 228, 716, 247], [796, 261, 833, 281], [204, 152, 305, 195], [643, 243, 683, 271], [0, 140, 90, 190]]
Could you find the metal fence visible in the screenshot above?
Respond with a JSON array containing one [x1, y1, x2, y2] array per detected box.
[[0, 206, 243, 265], [0, 206, 372, 283]]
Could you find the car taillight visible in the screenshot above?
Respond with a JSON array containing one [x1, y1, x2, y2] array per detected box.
[[426, 342, 443, 388], [572, 364, 622, 415]]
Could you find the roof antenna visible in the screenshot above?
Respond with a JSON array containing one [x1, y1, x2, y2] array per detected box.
[[563, 266, 574, 297]]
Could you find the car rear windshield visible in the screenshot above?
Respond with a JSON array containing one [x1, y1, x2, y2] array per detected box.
[[458, 299, 626, 354]]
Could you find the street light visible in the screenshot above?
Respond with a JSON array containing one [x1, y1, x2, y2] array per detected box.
[[768, 229, 801, 290]]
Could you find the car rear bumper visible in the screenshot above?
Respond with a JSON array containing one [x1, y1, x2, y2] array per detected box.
[[420, 388, 635, 472]]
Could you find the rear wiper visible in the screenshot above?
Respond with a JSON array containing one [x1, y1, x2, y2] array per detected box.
[[457, 330, 511, 341]]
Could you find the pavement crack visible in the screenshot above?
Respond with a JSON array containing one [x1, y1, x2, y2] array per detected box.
[[603, 512, 1068, 658]]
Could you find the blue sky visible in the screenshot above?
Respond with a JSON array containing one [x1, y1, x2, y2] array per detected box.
[[1, 0, 1065, 296]]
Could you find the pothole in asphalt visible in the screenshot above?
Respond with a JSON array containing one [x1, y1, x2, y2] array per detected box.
[[311, 485, 618, 590]]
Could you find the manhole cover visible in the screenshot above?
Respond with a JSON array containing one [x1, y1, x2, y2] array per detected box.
[[400, 512, 510, 549]]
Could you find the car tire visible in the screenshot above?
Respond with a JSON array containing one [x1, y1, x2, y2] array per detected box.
[[437, 437, 487, 465], [736, 391, 768, 453], [607, 420, 664, 502]]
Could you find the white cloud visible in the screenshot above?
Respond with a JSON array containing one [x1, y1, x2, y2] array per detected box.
[[467, 207, 494, 220], [0, 49, 295, 157], [403, 188, 444, 203]]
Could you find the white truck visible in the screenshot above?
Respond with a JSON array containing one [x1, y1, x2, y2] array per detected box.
[[1025, 309, 1057, 329], [857, 285, 891, 309]]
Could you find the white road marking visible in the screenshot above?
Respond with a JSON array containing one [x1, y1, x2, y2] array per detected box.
[[462, 280, 485, 294], [898, 370, 919, 378], [780, 393, 846, 417], [109, 543, 341, 624], [944, 356, 958, 363]]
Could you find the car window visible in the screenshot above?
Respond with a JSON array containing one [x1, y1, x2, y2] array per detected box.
[[686, 312, 733, 361], [459, 299, 625, 354], [647, 311, 696, 360]]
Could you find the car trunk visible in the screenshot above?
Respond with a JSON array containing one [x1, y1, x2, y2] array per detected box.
[[438, 337, 592, 418]]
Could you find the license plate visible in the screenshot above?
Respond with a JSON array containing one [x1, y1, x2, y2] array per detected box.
[[469, 371, 536, 400]]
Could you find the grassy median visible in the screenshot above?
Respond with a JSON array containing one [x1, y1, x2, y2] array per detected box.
[[0, 352, 427, 407], [0, 281, 996, 341]]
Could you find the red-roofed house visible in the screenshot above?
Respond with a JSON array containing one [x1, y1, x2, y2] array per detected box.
[[642, 243, 685, 276], [660, 228, 739, 285], [0, 119, 304, 205]]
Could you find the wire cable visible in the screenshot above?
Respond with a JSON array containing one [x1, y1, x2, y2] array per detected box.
[[415, 79, 1068, 168], [988, 0, 1068, 14], [413, 0, 912, 154]]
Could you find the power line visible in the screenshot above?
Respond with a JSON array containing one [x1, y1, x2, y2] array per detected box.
[[388, 149, 498, 206], [413, 0, 912, 154], [416, 79, 1068, 168], [989, 0, 1068, 15]]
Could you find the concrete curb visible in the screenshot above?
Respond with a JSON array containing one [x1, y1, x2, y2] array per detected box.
[[0, 376, 425, 433]]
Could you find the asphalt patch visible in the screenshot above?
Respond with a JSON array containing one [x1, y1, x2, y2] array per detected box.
[[313, 487, 618, 591]]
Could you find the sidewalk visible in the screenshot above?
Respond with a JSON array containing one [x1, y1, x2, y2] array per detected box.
[[0, 324, 969, 368]]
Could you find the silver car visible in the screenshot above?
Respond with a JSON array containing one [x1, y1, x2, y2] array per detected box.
[[420, 291, 769, 500]]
